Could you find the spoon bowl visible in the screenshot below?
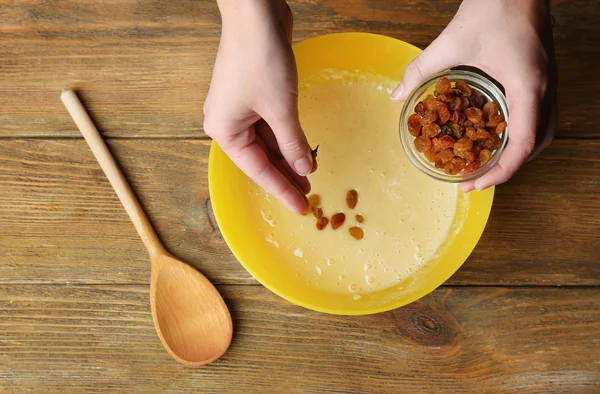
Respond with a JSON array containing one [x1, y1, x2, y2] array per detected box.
[[151, 252, 232, 366]]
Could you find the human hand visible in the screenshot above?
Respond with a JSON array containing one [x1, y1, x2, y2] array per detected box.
[[204, 0, 315, 214], [392, 0, 557, 192]]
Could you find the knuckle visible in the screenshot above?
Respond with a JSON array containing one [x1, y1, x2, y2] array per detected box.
[[270, 100, 297, 123], [278, 138, 305, 155], [202, 116, 218, 138], [522, 70, 547, 94], [497, 173, 512, 185], [406, 58, 426, 80], [274, 182, 299, 204], [522, 138, 536, 157]]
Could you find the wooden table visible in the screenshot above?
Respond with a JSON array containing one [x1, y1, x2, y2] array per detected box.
[[1, 1, 599, 392]]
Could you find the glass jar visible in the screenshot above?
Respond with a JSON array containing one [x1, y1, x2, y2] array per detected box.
[[399, 70, 509, 183]]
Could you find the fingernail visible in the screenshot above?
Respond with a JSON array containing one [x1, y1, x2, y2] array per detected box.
[[391, 83, 405, 101], [294, 154, 313, 176]]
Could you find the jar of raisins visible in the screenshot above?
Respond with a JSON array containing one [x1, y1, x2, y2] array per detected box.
[[399, 70, 509, 182]]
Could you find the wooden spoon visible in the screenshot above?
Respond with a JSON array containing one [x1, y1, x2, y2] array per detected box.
[[60, 89, 232, 367]]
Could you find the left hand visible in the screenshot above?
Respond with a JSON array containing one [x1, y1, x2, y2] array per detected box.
[[204, 0, 315, 214], [392, 0, 557, 192]]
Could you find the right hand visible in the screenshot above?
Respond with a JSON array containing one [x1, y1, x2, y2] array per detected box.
[[204, 0, 315, 214], [392, 0, 557, 193]]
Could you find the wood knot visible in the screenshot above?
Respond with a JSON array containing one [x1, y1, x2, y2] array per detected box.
[[391, 299, 457, 348], [414, 314, 445, 336]]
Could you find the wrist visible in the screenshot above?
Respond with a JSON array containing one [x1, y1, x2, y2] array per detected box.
[[217, 0, 283, 26], [461, 0, 550, 29]]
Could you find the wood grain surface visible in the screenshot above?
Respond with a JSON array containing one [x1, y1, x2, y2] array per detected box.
[[0, 0, 597, 138], [1, 139, 600, 286], [1, 0, 600, 392], [1, 284, 598, 392]]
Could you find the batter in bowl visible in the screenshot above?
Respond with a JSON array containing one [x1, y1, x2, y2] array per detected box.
[[245, 71, 458, 296]]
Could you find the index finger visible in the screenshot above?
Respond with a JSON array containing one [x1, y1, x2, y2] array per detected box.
[[214, 126, 309, 215]]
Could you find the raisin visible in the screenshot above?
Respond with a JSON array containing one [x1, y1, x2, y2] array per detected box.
[[464, 161, 481, 174], [454, 137, 474, 153], [466, 126, 477, 141], [496, 121, 507, 135], [414, 136, 432, 152], [476, 129, 492, 140], [308, 194, 321, 209], [437, 93, 455, 103], [452, 157, 467, 170], [490, 135, 503, 150], [424, 150, 437, 162], [476, 138, 496, 151], [414, 101, 426, 117], [349, 226, 364, 240], [437, 106, 452, 125], [469, 92, 486, 109], [451, 109, 465, 125], [460, 96, 470, 110], [331, 213, 346, 230], [346, 189, 358, 209], [431, 138, 442, 153], [434, 158, 444, 169], [449, 97, 462, 111], [461, 119, 473, 128], [313, 207, 323, 219], [407, 113, 422, 137], [472, 144, 482, 156], [473, 119, 486, 129], [422, 110, 438, 124], [462, 151, 477, 164], [423, 95, 445, 112], [479, 149, 492, 164], [422, 123, 441, 138], [477, 135, 502, 151], [465, 107, 483, 123], [482, 102, 500, 121], [435, 77, 452, 96], [456, 80, 472, 97], [438, 135, 455, 150], [316, 216, 329, 230], [355, 214, 365, 223], [451, 88, 464, 96], [444, 162, 461, 175], [486, 114, 505, 129], [440, 124, 453, 137], [446, 121, 464, 139], [439, 149, 455, 164]]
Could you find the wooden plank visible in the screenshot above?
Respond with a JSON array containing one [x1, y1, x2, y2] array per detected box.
[[0, 284, 597, 392], [0, 0, 597, 138], [1, 139, 599, 286]]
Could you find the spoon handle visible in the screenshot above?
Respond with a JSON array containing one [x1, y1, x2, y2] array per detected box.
[[61, 89, 165, 257]]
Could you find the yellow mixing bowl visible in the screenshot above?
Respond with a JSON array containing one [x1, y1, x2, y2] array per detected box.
[[208, 32, 494, 315]]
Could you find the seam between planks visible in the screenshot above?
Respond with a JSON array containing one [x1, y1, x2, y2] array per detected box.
[[0, 282, 598, 288], [0, 136, 598, 141]]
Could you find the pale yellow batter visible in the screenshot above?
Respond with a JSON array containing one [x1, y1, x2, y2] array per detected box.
[[246, 71, 458, 296]]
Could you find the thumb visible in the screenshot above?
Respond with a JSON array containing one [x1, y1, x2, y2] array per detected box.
[[262, 105, 314, 176], [391, 33, 462, 102]]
